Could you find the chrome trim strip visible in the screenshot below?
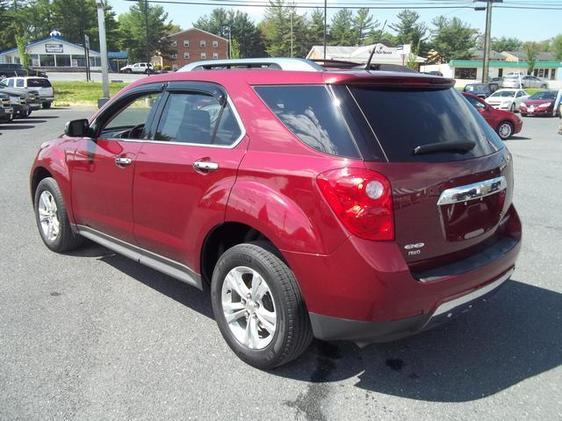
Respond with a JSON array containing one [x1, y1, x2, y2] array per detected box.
[[76, 225, 202, 290], [437, 176, 507, 206], [432, 268, 514, 317]]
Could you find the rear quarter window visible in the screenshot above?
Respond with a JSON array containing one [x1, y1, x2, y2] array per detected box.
[[27, 78, 51, 88], [254, 85, 360, 159], [349, 86, 502, 162]]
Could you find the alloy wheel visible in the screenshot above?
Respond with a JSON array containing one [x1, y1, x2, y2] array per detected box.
[[221, 266, 277, 350], [498, 122, 513, 140], [38, 190, 60, 241]]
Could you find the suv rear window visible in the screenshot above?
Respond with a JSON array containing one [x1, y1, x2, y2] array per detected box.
[[349, 87, 502, 162], [27, 78, 51, 88], [254, 85, 360, 159]]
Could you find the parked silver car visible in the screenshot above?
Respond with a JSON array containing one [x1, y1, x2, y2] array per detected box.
[[502, 74, 548, 89]]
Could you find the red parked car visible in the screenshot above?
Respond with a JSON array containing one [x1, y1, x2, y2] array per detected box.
[[30, 59, 521, 369], [463, 92, 523, 140], [519, 90, 559, 117]]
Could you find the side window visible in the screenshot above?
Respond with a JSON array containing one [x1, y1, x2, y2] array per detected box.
[[254, 85, 360, 158], [517, 91, 525, 98], [7, 79, 14, 87], [16, 79, 24, 87], [466, 95, 486, 110], [99, 92, 162, 139], [154, 92, 241, 146]]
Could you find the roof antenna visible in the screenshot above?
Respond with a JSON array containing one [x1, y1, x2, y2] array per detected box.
[[365, 20, 387, 71], [365, 47, 376, 71]]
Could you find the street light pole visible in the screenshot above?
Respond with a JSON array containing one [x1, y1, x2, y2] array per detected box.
[[96, 0, 110, 104]]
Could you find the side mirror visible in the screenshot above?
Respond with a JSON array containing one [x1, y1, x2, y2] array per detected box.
[[64, 119, 90, 137]]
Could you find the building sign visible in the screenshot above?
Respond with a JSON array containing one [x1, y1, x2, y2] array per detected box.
[[45, 43, 64, 53]]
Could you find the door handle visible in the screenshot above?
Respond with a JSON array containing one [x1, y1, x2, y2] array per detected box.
[[193, 160, 219, 172], [115, 156, 133, 167]]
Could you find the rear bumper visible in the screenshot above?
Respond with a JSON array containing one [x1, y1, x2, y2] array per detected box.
[[41, 97, 54, 102], [284, 206, 522, 342], [520, 107, 553, 116], [310, 268, 513, 343]]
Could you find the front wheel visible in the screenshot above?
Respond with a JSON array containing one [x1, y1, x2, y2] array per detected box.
[[497, 121, 514, 140], [211, 243, 313, 369], [510, 103, 516, 113], [34, 177, 82, 252]]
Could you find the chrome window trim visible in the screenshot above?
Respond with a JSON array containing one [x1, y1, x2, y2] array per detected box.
[[437, 176, 507, 206], [100, 96, 246, 149]]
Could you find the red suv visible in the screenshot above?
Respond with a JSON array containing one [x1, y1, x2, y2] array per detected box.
[[30, 60, 521, 369]]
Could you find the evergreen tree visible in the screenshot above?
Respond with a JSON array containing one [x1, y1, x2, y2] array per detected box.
[[352, 8, 376, 46], [431, 16, 478, 61], [329, 9, 354, 45], [118, 0, 174, 62], [390, 10, 427, 54]]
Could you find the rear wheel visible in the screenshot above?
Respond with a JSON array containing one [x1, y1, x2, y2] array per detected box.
[[497, 121, 514, 140], [42, 102, 51, 109], [211, 243, 312, 369], [34, 177, 82, 252]]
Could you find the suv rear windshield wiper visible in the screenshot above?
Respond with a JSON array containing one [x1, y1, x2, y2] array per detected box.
[[413, 141, 476, 155]]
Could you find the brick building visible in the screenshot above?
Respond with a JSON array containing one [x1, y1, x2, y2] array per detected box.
[[159, 28, 229, 70]]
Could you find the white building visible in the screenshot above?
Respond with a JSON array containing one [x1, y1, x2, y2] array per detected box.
[[306, 43, 426, 66], [0, 36, 101, 70]]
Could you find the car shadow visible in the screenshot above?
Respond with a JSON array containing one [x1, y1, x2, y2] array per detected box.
[[29, 115, 60, 119], [0, 124, 35, 130], [68, 243, 213, 319], [64, 244, 561, 403], [275, 279, 561, 403], [9, 119, 48, 124], [508, 135, 531, 140]]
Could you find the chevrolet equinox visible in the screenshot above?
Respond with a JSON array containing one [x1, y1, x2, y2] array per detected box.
[[30, 59, 522, 369]]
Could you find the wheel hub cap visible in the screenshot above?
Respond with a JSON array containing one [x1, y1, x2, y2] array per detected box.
[[221, 266, 277, 350], [38, 191, 60, 241]]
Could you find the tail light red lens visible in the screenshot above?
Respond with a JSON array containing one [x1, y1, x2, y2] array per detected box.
[[317, 168, 394, 241]]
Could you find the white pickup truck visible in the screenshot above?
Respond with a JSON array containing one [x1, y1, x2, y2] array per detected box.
[[119, 62, 154, 74]]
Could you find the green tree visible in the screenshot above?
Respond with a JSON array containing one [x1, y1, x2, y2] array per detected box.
[[491, 36, 521, 52], [551, 34, 562, 61], [352, 8, 376, 45], [329, 9, 354, 45], [307, 8, 326, 48], [118, 0, 174, 62], [523, 41, 540, 74], [195, 8, 265, 57], [431, 16, 478, 61], [260, 0, 293, 56], [390, 10, 427, 53]]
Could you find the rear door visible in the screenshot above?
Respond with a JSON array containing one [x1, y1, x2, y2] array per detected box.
[[345, 85, 511, 266], [132, 82, 247, 268]]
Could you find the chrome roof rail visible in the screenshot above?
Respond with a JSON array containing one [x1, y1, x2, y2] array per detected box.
[[177, 58, 324, 72]]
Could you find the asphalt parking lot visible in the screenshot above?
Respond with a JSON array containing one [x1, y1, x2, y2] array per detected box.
[[0, 108, 560, 420]]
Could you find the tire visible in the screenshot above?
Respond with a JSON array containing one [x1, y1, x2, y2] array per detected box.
[[211, 242, 313, 369], [541, 84, 547, 89], [510, 103, 516, 113], [42, 102, 51, 109], [124, 68, 132, 74], [34, 177, 82, 252], [521, 113, 528, 117], [497, 121, 514, 140]]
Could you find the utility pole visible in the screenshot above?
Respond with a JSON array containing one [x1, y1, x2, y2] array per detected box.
[[290, 3, 294, 58], [144, 0, 150, 64], [323, 0, 327, 60], [96, 0, 110, 105], [476, 0, 502, 83]]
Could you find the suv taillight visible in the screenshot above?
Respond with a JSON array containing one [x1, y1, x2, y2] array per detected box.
[[317, 168, 394, 241]]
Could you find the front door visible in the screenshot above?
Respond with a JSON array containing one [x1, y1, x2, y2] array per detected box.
[[69, 88, 163, 242], [132, 83, 247, 269]]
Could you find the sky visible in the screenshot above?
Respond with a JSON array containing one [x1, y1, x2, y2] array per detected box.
[[108, 0, 562, 42]]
